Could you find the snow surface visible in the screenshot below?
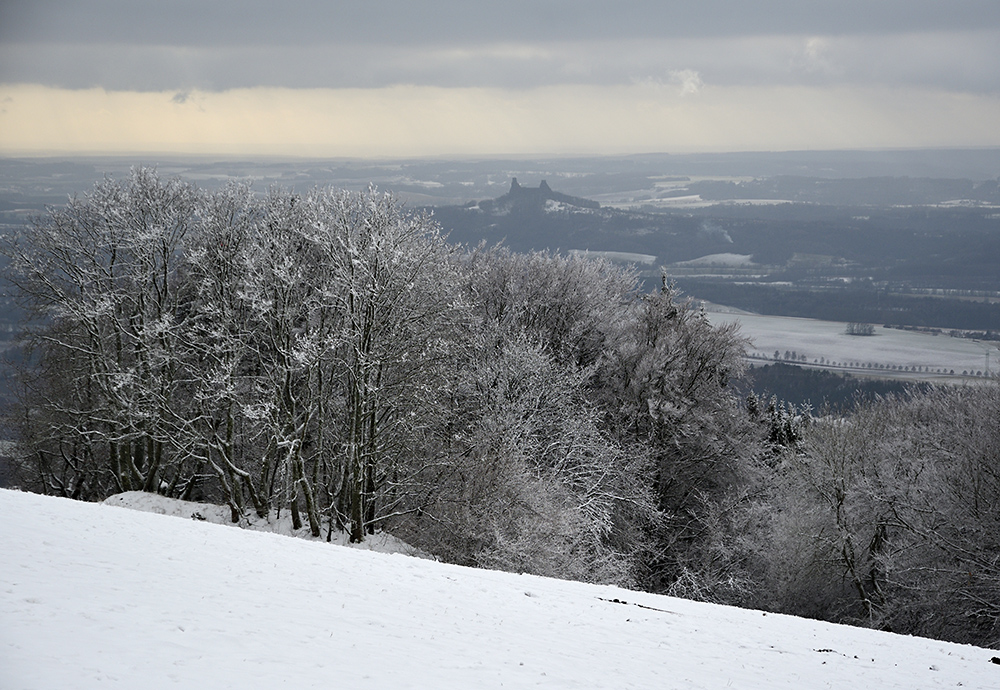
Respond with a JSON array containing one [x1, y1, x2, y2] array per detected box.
[[567, 249, 658, 265], [706, 310, 1000, 379], [674, 253, 756, 267], [2, 488, 999, 689]]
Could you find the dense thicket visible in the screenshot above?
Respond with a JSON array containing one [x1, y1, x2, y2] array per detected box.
[[766, 385, 1000, 647], [3, 170, 759, 593], [5, 170, 999, 648]]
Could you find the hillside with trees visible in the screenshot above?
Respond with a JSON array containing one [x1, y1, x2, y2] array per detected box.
[[3, 169, 999, 648], [2, 169, 750, 589]]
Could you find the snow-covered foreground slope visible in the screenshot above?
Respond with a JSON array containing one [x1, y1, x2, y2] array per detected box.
[[2, 490, 998, 689]]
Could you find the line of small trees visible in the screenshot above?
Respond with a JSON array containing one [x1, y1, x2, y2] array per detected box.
[[845, 322, 876, 336], [753, 351, 967, 376]]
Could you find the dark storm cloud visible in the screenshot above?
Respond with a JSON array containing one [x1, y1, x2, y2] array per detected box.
[[2, 0, 999, 92]]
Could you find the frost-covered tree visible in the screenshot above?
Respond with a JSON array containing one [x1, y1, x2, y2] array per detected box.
[[590, 278, 764, 596], [388, 247, 654, 584], [399, 325, 655, 586], [185, 184, 466, 540], [767, 405, 894, 624], [177, 181, 270, 519], [310, 187, 467, 542], [461, 244, 635, 368], [869, 386, 1000, 645], [6, 169, 198, 498], [767, 383, 1000, 647]]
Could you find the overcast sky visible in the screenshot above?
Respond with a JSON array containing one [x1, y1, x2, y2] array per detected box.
[[2, 0, 999, 156]]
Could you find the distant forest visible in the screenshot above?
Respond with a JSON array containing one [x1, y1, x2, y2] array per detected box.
[[680, 281, 1000, 333], [737, 363, 926, 412]]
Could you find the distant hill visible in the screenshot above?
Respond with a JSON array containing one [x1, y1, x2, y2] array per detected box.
[[474, 178, 601, 213], [431, 179, 713, 260]]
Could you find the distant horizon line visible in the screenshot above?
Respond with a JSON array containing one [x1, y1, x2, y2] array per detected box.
[[3, 145, 1000, 162]]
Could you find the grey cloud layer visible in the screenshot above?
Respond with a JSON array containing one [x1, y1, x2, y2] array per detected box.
[[2, 1, 999, 92], [5, 0, 999, 44]]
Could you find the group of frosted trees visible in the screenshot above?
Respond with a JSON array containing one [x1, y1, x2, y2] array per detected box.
[[8, 173, 458, 541], [7, 169, 1000, 647], [766, 385, 1000, 646], [5, 169, 755, 588]]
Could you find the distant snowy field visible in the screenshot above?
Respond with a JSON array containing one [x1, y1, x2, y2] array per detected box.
[[3, 489, 999, 689], [706, 310, 1000, 380], [567, 249, 658, 265], [674, 253, 756, 267]]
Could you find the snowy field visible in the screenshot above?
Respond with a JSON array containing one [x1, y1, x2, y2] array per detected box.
[[568, 249, 658, 265], [706, 310, 1000, 381], [674, 253, 756, 267], [3, 489, 999, 689], [603, 196, 794, 211]]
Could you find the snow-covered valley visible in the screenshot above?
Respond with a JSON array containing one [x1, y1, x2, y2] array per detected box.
[[2, 489, 998, 689]]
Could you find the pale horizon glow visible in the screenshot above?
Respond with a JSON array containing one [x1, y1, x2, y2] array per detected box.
[[3, 2, 999, 158], [3, 83, 1000, 158]]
